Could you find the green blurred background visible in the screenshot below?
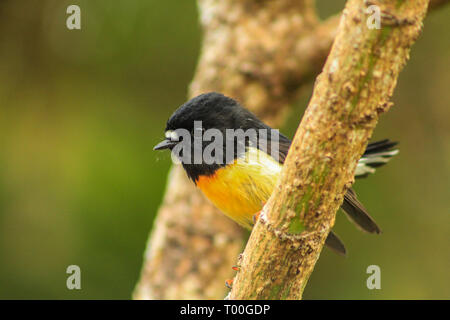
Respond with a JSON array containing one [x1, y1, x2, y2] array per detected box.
[[0, 1, 448, 299]]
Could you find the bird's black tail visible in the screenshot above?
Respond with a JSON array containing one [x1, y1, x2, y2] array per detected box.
[[323, 140, 398, 254], [340, 139, 398, 233], [355, 139, 399, 178], [342, 188, 382, 234], [325, 188, 381, 256], [325, 231, 347, 256]]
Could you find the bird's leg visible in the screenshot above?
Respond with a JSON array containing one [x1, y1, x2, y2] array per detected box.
[[225, 253, 243, 289], [252, 211, 261, 224], [227, 203, 263, 288], [232, 253, 243, 271], [227, 204, 265, 289], [252, 201, 266, 224], [225, 279, 234, 289]]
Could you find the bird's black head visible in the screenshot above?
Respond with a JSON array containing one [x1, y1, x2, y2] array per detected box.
[[154, 92, 277, 182], [167, 92, 261, 133]]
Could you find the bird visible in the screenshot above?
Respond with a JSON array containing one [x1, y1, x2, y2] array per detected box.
[[154, 92, 399, 256]]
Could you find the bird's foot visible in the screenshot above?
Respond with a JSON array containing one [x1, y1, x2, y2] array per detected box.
[[225, 279, 233, 289]]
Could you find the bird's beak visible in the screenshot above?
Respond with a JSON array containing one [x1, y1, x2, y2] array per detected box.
[[153, 139, 177, 150]]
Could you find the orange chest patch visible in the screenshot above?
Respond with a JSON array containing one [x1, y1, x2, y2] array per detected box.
[[196, 152, 282, 229]]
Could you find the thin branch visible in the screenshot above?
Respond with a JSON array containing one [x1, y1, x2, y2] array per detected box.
[[229, 0, 430, 300]]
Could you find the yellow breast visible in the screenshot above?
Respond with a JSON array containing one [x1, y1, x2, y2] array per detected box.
[[196, 147, 282, 229]]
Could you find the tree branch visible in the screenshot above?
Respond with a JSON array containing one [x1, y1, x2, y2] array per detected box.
[[134, 0, 445, 299], [134, 0, 327, 299], [229, 0, 430, 300]]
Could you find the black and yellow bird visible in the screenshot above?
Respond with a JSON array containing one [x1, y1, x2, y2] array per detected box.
[[154, 92, 398, 255]]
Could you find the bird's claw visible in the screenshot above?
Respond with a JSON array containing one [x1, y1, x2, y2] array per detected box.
[[252, 211, 261, 224]]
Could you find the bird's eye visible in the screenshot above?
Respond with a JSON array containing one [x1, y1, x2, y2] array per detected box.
[[165, 130, 179, 141]]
